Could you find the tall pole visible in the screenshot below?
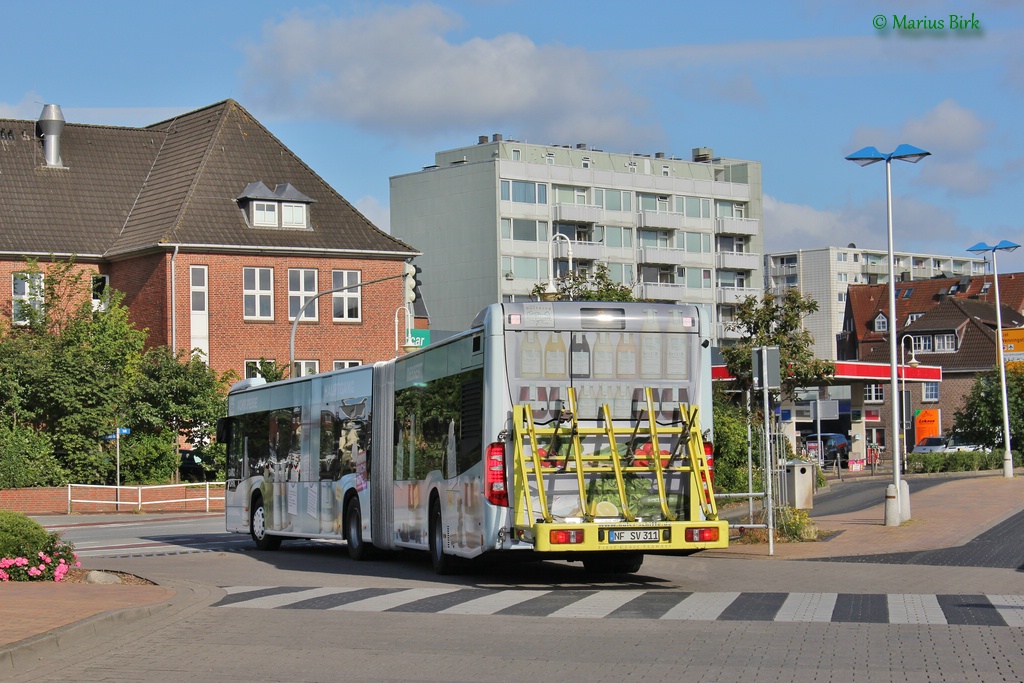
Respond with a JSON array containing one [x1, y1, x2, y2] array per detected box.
[[884, 157, 903, 522], [991, 252, 1014, 477]]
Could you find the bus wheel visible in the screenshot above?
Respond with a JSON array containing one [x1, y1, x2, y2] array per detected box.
[[582, 553, 643, 575], [250, 495, 281, 551], [345, 497, 373, 561], [429, 500, 456, 575]]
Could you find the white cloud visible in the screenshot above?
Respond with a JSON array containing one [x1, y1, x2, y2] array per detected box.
[[241, 3, 655, 148], [352, 195, 391, 234]]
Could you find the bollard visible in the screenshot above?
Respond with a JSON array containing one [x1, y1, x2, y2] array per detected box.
[[899, 479, 911, 522], [884, 483, 901, 526]]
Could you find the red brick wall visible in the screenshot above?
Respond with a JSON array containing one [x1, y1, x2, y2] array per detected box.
[[0, 485, 226, 515], [0, 260, 100, 320], [110, 251, 405, 379]]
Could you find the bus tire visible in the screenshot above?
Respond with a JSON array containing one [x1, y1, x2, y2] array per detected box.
[[345, 497, 372, 561], [429, 499, 456, 575], [250, 494, 281, 551], [582, 553, 643, 575]]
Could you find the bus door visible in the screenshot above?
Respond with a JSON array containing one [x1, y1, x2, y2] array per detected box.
[[220, 417, 248, 533]]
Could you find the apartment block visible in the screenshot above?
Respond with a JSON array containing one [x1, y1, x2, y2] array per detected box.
[[391, 137, 763, 340], [765, 246, 989, 360]]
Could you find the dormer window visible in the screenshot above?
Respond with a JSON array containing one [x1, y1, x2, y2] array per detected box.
[[238, 181, 315, 230], [874, 312, 888, 332]]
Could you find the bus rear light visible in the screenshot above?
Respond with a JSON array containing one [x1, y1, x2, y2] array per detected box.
[[549, 529, 585, 545], [685, 527, 719, 543], [485, 442, 509, 507], [704, 441, 714, 484]]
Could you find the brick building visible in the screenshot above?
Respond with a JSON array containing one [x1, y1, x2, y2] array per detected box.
[[839, 274, 1024, 450], [0, 100, 418, 378]]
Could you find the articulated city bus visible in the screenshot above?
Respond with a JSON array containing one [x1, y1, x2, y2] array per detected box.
[[219, 301, 727, 575]]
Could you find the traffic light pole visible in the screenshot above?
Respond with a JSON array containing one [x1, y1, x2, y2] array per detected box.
[[288, 273, 405, 371]]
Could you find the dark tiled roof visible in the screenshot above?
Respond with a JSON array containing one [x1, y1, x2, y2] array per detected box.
[[0, 100, 415, 260], [854, 290, 1024, 373]]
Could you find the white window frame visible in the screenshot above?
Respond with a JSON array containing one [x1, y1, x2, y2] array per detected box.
[[253, 202, 278, 227], [92, 274, 109, 312], [245, 359, 273, 379], [12, 272, 44, 325], [864, 383, 885, 403], [281, 203, 307, 228], [293, 360, 319, 377], [874, 313, 888, 332], [333, 360, 361, 371], [923, 382, 940, 402], [190, 266, 207, 314], [288, 268, 318, 321], [243, 267, 274, 321], [912, 335, 933, 352], [331, 270, 362, 322]]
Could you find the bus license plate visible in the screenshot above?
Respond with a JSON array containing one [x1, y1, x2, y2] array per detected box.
[[608, 529, 661, 543]]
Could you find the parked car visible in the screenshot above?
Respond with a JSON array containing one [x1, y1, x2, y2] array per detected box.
[[912, 436, 948, 454], [804, 433, 850, 468], [944, 434, 991, 453]]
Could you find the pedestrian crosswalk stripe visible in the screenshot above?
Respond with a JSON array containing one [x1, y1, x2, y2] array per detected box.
[[214, 586, 1023, 626]]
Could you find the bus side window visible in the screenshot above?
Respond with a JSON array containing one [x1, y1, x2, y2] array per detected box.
[[320, 410, 339, 480]]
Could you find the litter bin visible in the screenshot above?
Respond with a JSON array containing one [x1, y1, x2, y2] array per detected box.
[[784, 460, 814, 509]]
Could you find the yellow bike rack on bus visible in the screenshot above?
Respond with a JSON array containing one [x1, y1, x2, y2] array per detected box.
[[510, 387, 727, 553]]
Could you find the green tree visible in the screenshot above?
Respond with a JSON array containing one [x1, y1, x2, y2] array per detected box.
[[710, 385, 755, 494], [126, 346, 235, 480], [530, 263, 637, 302], [951, 366, 1023, 450], [720, 288, 835, 398]]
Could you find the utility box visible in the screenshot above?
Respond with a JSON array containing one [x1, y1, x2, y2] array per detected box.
[[785, 460, 814, 509]]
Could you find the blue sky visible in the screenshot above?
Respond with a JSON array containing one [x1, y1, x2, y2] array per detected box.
[[5, 1, 1024, 272]]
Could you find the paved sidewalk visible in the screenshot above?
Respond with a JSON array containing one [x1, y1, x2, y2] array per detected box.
[[1, 471, 1022, 664]]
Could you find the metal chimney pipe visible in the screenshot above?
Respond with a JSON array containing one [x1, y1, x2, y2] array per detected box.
[[38, 104, 65, 167]]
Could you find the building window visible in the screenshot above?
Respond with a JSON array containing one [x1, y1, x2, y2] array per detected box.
[[190, 266, 207, 313], [334, 360, 361, 371], [92, 274, 109, 312], [837, 273, 848, 282], [837, 292, 846, 302], [501, 180, 547, 204], [912, 335, 933, 352], [934, 333, 956, 351], [281, 203, 307, 228], [582, 157, 591, 169], [907, 313, 923, 324], [685, 268, 712, 289], [606, 263, 634, 285], [864, 383, 885, 403], [903, 288, 913, 299], [836, 252, 848, 262], [678, 196, 712, 218], [245, 359, 273, 379], [511, 149, 521, 161], [293, 360, 319, 377], [595, 189, 632, 212], [331, 270, 361, 321], [595, 225, 632, 248], [501, 256, 542, 279], [253, 202, 278, 227], [980, 282, 991, 295], [923, 382, 940, 402], [288, 269, 318, 321], [12, 272, 44, 325], [662, 165, 670, 177], [243, 267, 274, 320], [784, 275, 798, 288], [545, 153, 554, 165], [873, 313, 888, 332]]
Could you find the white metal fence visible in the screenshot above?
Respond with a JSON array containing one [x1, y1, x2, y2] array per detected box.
[[67, 482, 225, 514]]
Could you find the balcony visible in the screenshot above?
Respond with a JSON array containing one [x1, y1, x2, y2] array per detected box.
[[637, 245, 688, 266], [714, 216, 759, 235], [716, 251, 762, 271], [638, 281, 688, 301], [715, 322, 743, 341], [716, 286, 761, 305], [553, 203, 602, 224], [639, 210, 686, 230], [769, 263, 798, 277], [552, 239, 604, 261]]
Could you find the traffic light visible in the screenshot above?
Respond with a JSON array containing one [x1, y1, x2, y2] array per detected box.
[[403, 262, 422, 304]]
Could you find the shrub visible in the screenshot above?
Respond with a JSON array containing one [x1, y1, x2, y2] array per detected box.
[[906, 449, 1020, 474], [0, 510, 79, 582]]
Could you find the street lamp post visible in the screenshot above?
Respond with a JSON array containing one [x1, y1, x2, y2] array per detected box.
[[542, 233, 574, 301], [967, 239, 1020, 478], [846, 144, 930, 526], [900, 335, 920, 476]]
